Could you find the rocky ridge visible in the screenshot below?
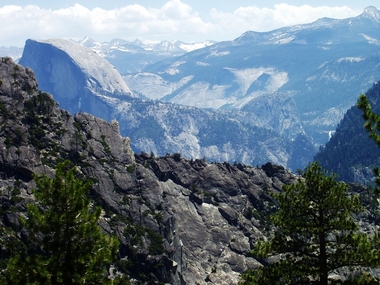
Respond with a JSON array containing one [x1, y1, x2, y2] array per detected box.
[[18, 39, 315, 171], [0, 57, 376, 284]]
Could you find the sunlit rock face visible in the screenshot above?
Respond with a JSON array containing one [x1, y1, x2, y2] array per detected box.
[[18, 38, 315, 171], [19, 39, 133, 121]]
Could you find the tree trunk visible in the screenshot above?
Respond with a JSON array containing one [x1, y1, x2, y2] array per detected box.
[[319, 208, 328, 285]]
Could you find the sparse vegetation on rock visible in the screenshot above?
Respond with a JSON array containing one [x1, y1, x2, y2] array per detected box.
[[0, 57, 379, 285]]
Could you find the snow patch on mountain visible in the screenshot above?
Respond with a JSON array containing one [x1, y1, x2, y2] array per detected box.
[[228, 67, 288, 98], [337, 57, 364, 63], [162, 60, 187, 75], [196, 61, 210, 67], [179, 41, 215, 52], [164, 68, 180, 75], [362, 6, 380, 23], [160, 41, 180, 51], [124, 73, 193, 100], [169, 82, 232, 109], [270, 33, 296, 44], [287, 17, 341, 33], [275, 36, 296, 45], [360, 33, 380, 45], [125, 66, 289, 109], [207, 50, 230, 58], [79, 36, 215, 54]]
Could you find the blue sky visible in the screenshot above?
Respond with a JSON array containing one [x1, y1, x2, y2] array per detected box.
[[0, 1, 378, 47]]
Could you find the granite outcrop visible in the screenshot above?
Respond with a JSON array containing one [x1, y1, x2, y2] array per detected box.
[[1, 57, 375, 284]]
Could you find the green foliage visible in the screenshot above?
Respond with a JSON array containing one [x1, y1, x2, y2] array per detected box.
[[358, 94, 380, 146], [316, 84, 380, 182], [112, 275, 132, 285], [101, 134, 112, 155], [0, 102, 8, 122], [123, 223, 164, 255], [5, 161, 119, 284], [24, 91, 54, 119], [146, 228, 165, 255], [122, 222, 165, 282], [343, 272, 380, 285], [71, 130, 84, 151], [126, 164, 136, 173], [21, 93, 67, 163], [240, 162, 377, 285], [358, 93, 380, 190], [23, 92, 55, 150]]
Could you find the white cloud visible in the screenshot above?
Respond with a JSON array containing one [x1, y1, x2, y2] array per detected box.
[[209, 4, 358, 38], [161, 0, 194, 20], [0, 1, 361, 47], [0, 5, 22, 14]]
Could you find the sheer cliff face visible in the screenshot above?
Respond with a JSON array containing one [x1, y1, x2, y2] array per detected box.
[[0, 57, 299, 284], [18, 38, 318, 171], [19, 39, 132, 120]]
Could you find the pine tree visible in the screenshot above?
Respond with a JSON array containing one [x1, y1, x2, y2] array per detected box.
[[240, 162, 376, 285], [357, 94, 380, 189], [6, 161, 119, 285]]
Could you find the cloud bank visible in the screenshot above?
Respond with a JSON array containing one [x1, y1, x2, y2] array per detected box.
[[0, 1, 360, 47]]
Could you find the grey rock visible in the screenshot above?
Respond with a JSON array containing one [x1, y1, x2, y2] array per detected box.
[[218, 205, 238, 226], [19, 39, 315, 172], [1, 57, 375, 284]]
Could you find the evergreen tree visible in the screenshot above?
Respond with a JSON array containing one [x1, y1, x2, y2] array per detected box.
[[240, 162, 376, 285], [358, 94, 380, 189], [6, 161, 119, 285]]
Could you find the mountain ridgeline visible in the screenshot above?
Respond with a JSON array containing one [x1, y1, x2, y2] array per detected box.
[[78, 37, 216, 75], [125, 6, 380, 148], [16, 7, 380, 173], [19, 39, 315, 172]]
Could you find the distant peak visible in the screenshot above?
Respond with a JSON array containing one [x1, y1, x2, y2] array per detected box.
[[78, 36, 96, 47], [79, 36, 94, 43], [361, 6, 380, 22]]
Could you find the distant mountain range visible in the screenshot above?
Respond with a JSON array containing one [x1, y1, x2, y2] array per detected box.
[[0, 46, 23, 61], [1, 37, 215, 75], [16, 6, 380, 173], [124, 6, 380, 145], [19, 38, 314, 171], [78, 37, 215, 75]]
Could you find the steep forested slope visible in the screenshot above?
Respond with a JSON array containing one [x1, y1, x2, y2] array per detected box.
[[315, 81, 380, 182]]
